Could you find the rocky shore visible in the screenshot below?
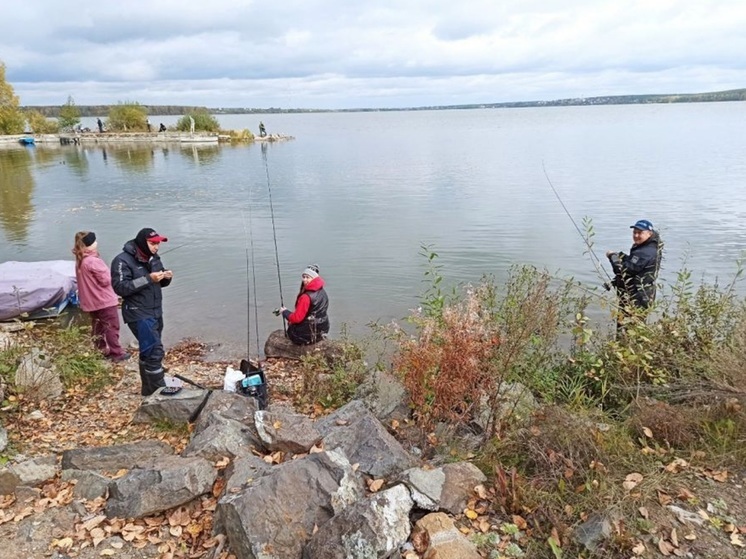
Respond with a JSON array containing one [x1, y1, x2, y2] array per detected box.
[[0, 132, 294, 147]]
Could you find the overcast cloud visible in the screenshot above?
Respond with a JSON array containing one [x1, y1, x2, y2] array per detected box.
[[2, 0, 745, 109]]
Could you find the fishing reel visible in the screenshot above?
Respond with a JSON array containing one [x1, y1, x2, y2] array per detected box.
[[236, 358, 269, 410]]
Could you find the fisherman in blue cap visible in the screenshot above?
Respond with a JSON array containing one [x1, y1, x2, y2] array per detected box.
[[606, 219, 661, 330]]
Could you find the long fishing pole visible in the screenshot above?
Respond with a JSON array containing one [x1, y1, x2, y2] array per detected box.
[[261, 143, 287, 335], [241, 203, 261, 358], [541, 162, 613, 283]]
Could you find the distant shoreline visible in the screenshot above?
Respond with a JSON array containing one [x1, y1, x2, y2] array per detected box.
[[19, 88, 746, 118]]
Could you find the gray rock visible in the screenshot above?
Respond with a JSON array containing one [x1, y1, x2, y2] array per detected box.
[[574, 513, 612, 551], [472, 382, 538, 433], [303, 483, 414, 559], [14, 348, 64, 399], [61, 440, 174, 471], [224, 454, 273, 494], [255, 409, 322, 454], [12, 454, 57, 486], [192, 390, 258, 436], [182, 412, 264, 460], [0, 455, 58, 495], [264, 329, 344, 362], [354, 369, 410, 423], [0, 468, 21, 495], [399, 467, 446, 511], [61, 469, 111, 500], [0, 425, 7, 453], [217, 449, 364, 559], [413, 512, 481, 559], [315, 399, 370, 437], [440, 462, 487, 515], [132, 388, 210, 424], [105, 455, 217, 518], [667, 505, 706, 526], [320, 402, 417, 478]]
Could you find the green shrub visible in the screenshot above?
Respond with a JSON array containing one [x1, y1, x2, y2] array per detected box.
[[26, 110, 59, 133], [107, 101, 148, 132], [176, 109, 220, 133], [57, 95, 81, 130]]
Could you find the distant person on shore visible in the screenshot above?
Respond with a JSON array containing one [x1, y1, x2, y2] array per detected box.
[[159, 122, 166, 132], [189, 116, 195, 134], [606, 219, 661, 332], [72, 231, 129, 362], [97, 118, 104, 133], [146, 118, 152, 132], [259, 121, 266, 137], [277, 265, 330, 345], [111, 228, 173, 395]]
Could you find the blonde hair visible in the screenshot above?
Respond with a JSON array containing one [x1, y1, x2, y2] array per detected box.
[[72, 231, 91, 268]]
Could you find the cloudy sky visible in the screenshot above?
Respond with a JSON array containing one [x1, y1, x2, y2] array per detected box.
[[2, 0, 745, 109]]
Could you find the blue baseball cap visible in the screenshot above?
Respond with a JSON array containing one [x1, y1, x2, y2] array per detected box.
[[630, 219, 654, 231]]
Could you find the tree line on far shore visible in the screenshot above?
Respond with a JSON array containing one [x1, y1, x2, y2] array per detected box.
[[0, 61, 220, 135]]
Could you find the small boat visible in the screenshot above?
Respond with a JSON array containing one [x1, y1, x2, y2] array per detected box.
[[19, 137, 35, 146], [0, 261, 78, 321], [180, 135, 218, 144]]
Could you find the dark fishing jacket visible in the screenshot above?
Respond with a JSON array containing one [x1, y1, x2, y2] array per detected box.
[[283, 277, 330, 332], [111, 240, 171, 323], [608, 233, 661, 309]]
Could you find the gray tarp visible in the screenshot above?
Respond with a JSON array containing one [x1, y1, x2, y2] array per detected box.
[[0, 260, 77, 321]]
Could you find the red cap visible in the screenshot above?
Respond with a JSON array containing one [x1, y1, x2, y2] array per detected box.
[[139, 227, 168, 243]]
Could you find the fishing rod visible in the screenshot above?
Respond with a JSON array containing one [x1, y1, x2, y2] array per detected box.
[[541, 162, 613, 284], [159, 243, 188, 256], [241, 201, 261, 358], [261, 143, 287, 335]]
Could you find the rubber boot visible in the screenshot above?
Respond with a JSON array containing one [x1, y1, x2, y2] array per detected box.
[[139, 360, 166, 396]]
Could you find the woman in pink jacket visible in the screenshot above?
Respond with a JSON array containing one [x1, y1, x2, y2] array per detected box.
[[72, 231, 129, 361]]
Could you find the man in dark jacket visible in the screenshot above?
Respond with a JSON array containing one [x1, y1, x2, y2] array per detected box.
[[111, 228, 173, 395], [606, 219, 661, 330], [279, 265, 330, 345]]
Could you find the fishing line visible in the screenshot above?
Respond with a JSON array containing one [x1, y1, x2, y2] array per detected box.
[[261, 144, 287, 334], [241, 203, 261, 358], [541, 162, 613, 283]]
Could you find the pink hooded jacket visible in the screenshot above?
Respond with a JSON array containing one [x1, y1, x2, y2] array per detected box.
[[76, 249, 119, 312]]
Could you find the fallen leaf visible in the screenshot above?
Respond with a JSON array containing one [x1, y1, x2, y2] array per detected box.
[[658, 538, 674, 556], [272, 420, 282, 429], [670, 528, 679, 547], [368, 479, 384, 493], [512, 515, 527, 530], [624, 472, 644, 491], [465, 509, 478, 520], [731, 533, 746, 548], [100, 550, 115, 556], [664, 458, 689, 473], [643, 426, 653, 438], [639, 507, 649, 519], [632, 541, 646, 555]]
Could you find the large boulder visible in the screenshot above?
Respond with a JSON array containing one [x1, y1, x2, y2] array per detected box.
[[354, 370, 410, 423], [61, 440, 174, 471], [255, 409, 322, 454], [302, 484, 414, 559], [217, 449, 364, 559], [132, 388, 210, 424], [105, 455, 217, 518], [182, 412, 264, 460], [192, 390, 258, 436], [317, 400, 417, 479], [264, 329, 344, 362]]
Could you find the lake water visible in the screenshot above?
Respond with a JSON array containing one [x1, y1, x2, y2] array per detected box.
[[2, 103, 746, 358]]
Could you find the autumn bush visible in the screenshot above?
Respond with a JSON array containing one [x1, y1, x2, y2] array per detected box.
[[176, 109, 220, 133]]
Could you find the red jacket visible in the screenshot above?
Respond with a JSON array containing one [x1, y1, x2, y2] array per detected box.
[[76, 249, 119, 312], [285, 277, 325, 324]]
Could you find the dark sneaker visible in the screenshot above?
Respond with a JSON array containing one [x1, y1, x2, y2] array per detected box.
[[109, 352, 131, 362]]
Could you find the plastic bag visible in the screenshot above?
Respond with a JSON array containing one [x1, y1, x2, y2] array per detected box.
[[223, 366, 244, 392]]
